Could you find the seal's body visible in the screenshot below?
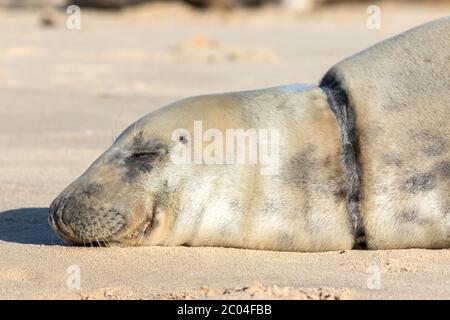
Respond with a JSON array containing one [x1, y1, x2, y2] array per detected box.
[[320, 17, 450, 249], [49, 17, 449, 251]]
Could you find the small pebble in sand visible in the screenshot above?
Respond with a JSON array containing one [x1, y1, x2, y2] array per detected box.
[[40, 11, 57, 27]]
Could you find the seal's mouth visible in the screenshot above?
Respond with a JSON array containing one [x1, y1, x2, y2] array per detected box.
[[49, 211, 153, 247], [119, 216, 154, 246], [48, 193, 155, 247]]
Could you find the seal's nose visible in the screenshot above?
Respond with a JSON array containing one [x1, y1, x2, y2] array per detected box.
[[48, 200, 58, 230], [48, 186, 131, 246], [48, 195, 77, 242]]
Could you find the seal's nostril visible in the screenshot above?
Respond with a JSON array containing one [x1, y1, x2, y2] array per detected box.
[[49, 195, 76, 241], [48, 198, 61, 231]]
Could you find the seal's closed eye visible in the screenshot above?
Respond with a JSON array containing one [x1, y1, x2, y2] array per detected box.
[[123, 150, 160, 182], [123, 138, 169, 180], [131, 150, 159, 156], [129, 151, 160, 161]]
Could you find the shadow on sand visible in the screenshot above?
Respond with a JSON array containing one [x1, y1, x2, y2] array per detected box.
[[0, 208, 63, 245]]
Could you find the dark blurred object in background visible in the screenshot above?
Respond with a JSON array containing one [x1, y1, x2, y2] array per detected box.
[[70, 0, 149, 9], [185, 0, 277, 9], [70, 0, 273, 10], [0, 0, 449, 10]]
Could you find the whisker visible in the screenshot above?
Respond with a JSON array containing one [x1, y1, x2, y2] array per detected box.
[[100, 235, 111, 248], [136, 227, 147, 246]]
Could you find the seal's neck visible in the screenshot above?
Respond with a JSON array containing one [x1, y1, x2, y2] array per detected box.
[[320, 72, 366, 249]]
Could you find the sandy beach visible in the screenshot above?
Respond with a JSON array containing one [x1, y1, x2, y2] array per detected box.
[[0, 2, 449, 299]]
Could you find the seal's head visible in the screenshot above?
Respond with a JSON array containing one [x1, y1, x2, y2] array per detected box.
[[48, 95, 216, 246], [48, 129, 171, 246]]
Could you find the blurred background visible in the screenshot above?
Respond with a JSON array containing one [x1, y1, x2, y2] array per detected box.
[[0, 1, 449, 299], [0, 0, 449, 210]]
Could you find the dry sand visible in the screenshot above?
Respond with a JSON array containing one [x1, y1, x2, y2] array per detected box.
[[0, 2, 449, 299]]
